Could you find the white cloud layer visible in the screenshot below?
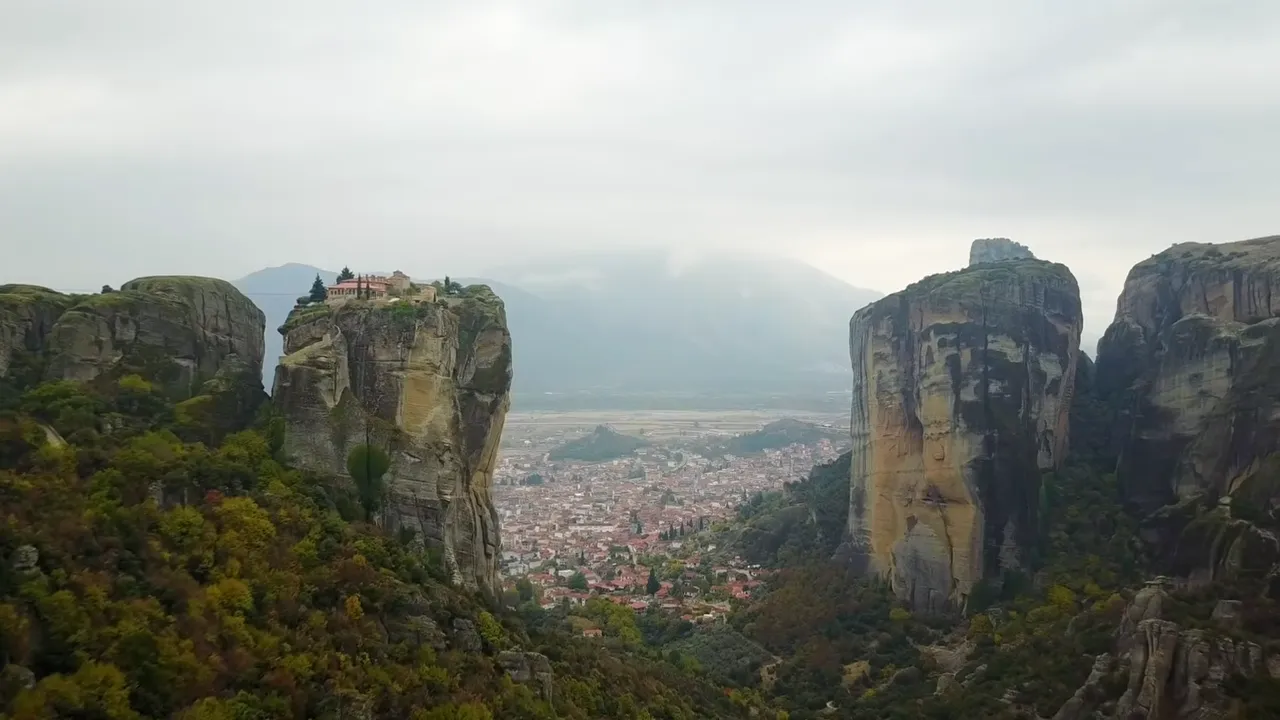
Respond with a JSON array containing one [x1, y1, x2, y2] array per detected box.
[[2, 0, 1279, 344]]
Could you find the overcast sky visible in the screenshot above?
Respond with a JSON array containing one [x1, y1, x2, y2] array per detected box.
[[3, 1, 1279, 341]]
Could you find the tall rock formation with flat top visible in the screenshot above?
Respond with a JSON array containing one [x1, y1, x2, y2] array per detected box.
[[272, 286, 512, 597], [1097, 235, 1280, 585], [968, 238, 1035, 266], [1, 277, 264, 397], [846, 257, 1082, 611]]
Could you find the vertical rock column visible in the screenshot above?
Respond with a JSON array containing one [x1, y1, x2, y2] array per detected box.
[[273, 287, 513, 598], [847, 258, 1082, 611]]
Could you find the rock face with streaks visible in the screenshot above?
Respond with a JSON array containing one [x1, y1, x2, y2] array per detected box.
[[0, 278, 264, 398], [0, 285, 75, 381], [968, 238, 1035, 267], [846, 253, 1082, 611], [272, 286, 512, 598], [497, 651, 554, 702], [1096, 236, 1280, 584], [1054, 581, 1269, 720]]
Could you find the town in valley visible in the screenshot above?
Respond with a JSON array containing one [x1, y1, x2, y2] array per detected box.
[[490, 410, 848, 626]]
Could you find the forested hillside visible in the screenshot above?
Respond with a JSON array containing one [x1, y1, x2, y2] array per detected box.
[[693, 419, 846, 460], [0, 356, 776, 719]]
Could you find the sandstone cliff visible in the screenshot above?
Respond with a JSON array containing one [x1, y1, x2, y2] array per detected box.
[[272, 287, 512, 597], [846, 258, 1082, 611], [1097, 237, 1280, 510], [968, 238, 1035, 266], [1, 277, 265, 398], [0, 285, 76, 380], [1096, 236, 1280, 585]]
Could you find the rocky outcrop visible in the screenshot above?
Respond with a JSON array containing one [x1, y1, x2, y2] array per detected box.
[[44, 277, 265, 392], [1051, 653, 1114, 720], [1115, 618, 1262, 719], [272, 287, 512, 597], [497, 651, 554, 702], [9, 545, 38, 574], [1, 278, 265, 399], [0, 285, 75, 380], [1098, 237, 1280, 508], [1096, 236, 1280, 584], [451, 618, 483, 653], [846, 259, 1082, 611], [1056, 581, 1268, 720], [968, 238, 1035, 266]]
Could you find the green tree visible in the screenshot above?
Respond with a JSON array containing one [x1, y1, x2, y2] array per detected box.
[[337, 266, 355, 282], [646, 568, 660, 595], [476, 610, 508, 649], [568, 572, 589, 591], [308, 274, 328, 303], [516, 578, 536, 603], [346, 444, 391, 520]]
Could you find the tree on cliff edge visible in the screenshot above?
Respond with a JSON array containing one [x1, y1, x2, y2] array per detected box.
[[308, 274, 328, 303]]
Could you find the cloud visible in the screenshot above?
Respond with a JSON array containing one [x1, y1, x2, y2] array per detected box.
[[2, 0, 1278, 346]]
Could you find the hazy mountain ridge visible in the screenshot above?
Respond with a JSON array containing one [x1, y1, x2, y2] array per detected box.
[[547, 425, 651, 463], [234, 252, 881, 399], [694, 418, 848, 459]]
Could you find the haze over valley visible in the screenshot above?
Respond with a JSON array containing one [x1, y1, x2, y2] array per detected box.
[[5, 2, 1280, 719], [235, 249, 881, 407]]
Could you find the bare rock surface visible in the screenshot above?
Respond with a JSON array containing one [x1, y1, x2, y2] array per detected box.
[[1056, 581, 1264, 719], [968, 238, 1036, 266], [1, 277, 264, 397], [846, 259, 1082, 611], [497, 651, 554, 701], [273, 287, 512, 597]]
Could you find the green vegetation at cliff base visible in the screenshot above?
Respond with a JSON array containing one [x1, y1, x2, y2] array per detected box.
[[0, 360, 777, 719]]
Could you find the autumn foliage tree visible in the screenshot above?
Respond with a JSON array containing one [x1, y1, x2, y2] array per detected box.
[[0, 361, 773, 719]]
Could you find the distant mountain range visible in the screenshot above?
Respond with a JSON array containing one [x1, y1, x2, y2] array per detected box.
[[233, 251, 880, 399]]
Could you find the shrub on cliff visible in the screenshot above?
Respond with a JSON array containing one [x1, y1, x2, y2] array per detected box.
[[346, 443, 391, 520]]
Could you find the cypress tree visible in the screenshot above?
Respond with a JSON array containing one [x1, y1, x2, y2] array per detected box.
[[308, 274, 328, 303]]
